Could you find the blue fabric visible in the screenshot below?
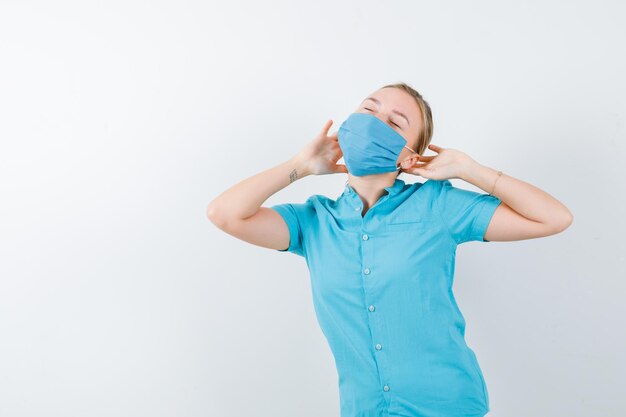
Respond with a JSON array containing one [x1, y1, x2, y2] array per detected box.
[[338, 112, 409, 176], [270, 178, 502, 417]]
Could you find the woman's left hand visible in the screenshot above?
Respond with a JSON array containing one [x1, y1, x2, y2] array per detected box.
[[399, 144, 476, 180]]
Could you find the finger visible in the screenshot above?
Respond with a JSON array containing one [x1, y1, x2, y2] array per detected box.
[[400, 154, 421, 166], [403, 166, 431, 176], [321, 119, 333, 135], [334, 163, 348, 174], [401, 157, 425, 169], [416, 155, 435, 161], [400, 162, 430, 173], [428, 143, 443, 153]]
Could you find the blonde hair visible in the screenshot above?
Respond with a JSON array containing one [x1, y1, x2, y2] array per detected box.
[[379, 82, 434, 177]]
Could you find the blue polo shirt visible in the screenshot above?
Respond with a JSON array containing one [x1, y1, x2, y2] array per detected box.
[[270, 178, 502, 417]]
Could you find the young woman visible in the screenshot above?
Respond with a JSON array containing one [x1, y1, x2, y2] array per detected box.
[[207, 82, 573, 417]]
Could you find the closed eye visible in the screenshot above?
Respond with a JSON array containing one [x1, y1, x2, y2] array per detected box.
[[363, 107, 402, 129]]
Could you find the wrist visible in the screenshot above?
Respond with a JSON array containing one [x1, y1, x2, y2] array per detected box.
[[287, 154, 312, 180], [459, 158, 482, 182], [461, 161, 500, 193]]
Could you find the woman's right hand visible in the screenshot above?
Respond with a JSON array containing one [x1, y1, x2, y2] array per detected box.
[[208, 118, 349, 253], [292, 119, 349, 176]]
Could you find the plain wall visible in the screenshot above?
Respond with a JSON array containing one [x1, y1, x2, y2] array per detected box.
[[1, 1, 624, 416]]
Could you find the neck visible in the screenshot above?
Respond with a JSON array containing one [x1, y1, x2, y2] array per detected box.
[[346, 173, 397, 209]]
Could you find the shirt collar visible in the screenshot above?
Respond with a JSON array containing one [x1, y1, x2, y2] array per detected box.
[[343, 178, 406, 197]]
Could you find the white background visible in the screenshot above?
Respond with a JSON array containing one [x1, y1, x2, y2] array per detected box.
[[1, 1, 624, 416]]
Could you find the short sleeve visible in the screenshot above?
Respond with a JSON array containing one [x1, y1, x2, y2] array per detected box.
[[269, 198, 314, 257], [435, 179, 502, 244]]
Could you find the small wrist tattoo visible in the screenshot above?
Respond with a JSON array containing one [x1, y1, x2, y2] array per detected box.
[[289, 169, 299, 184]]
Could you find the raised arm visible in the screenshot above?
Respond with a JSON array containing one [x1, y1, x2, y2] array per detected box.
[[462, 162, 574, 242], [400, 143, 574, 242], [206, 120, 347, 251]]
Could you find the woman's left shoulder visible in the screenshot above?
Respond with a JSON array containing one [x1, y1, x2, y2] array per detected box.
[[403, 178, 440, 195]]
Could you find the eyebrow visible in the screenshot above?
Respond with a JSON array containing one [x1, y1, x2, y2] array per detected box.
[[363, 97, 410, 127]]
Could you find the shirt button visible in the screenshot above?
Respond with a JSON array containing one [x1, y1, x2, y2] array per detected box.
[[363, 268, 370, 275], [375, 343, 382, 350], [362, 234, 369, 240], [383, 385, 390, 392], [355, 206, 361, 211], [368, 305, 375, 312]]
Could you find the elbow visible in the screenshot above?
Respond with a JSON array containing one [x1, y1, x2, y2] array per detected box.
[[561, 209, 574, 230], [206, 201, 216, 220], [565, 210, 574, 226], [551, 210, 574, 234], [206, 201, 227, 229]]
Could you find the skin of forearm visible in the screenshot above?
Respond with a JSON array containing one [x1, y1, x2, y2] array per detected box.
[[206, 155, 311, 225], [461, 161, 573, 227]]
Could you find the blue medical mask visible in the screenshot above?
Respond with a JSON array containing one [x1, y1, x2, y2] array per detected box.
[[338, 112, 417, 176]]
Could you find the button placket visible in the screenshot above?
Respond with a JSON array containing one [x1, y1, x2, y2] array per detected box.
[[337, 181, 406, 408], [360, 227, 392, 398]]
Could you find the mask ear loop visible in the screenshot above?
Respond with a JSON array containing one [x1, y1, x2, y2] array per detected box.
[[396, 145, 418, 170]]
